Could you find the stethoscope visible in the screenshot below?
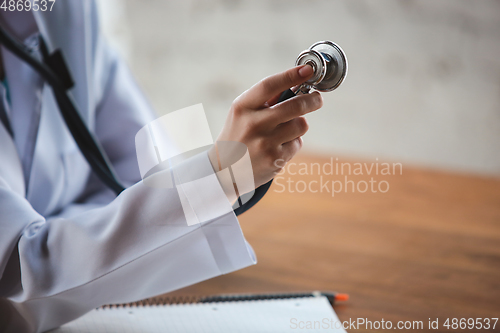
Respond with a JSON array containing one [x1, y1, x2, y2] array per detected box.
[[276, 41, 348, 101], [234, 41, 348, 215], [0, 25, 347, 215], [0, 25, 126, 195]]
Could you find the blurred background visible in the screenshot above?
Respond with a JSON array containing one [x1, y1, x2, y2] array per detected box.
[[97, 0, 500, 177]]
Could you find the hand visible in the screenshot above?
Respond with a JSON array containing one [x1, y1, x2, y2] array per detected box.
[[211, 65, 323, 189]]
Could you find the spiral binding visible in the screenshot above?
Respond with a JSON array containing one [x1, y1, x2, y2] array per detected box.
[[99, 291, 333, 310], [201, 292, 321, 303], [99, 295, 200, 309]]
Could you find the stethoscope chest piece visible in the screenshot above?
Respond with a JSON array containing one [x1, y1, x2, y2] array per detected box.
[[295, 41, 348, 92]]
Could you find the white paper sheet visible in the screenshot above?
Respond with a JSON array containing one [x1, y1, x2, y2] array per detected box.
[[49, 296, 347, 333]]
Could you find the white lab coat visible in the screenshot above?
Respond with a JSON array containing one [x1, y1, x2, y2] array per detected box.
[[0, 2, 255, 332]]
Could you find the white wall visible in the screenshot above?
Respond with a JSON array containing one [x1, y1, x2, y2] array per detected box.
[[98, 0, 500, 177]]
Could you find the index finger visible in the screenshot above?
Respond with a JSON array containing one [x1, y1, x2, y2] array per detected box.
[[239, 65, 314, 109]]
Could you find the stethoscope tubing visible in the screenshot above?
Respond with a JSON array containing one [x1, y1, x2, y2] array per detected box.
[[0, 25, 125, 195]]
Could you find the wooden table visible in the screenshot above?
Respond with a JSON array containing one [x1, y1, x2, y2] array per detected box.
[[164, 153, 500, 332]]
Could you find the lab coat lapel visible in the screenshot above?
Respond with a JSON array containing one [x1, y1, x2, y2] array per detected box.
[[25, 3, 94, 215], [0, 14, 43, 197], [32, 1, 94, 128], [0, 117, 25, 197], [27, 85, 70, 215]]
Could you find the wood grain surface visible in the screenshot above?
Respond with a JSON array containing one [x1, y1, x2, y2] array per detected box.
[[163, 153, 500, 332]]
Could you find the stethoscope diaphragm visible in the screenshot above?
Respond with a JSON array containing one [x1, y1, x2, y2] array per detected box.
[[295, 41, 348, 93]]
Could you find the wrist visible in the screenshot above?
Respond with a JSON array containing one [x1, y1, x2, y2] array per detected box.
[[207, 142, 256, 207]]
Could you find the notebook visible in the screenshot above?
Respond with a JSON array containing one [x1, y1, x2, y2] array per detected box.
[[49, 292, 347, 333]]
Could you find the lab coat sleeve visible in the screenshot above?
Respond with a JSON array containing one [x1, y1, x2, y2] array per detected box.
[[0, 156, 256, 333], [0, 18, 256, 333]]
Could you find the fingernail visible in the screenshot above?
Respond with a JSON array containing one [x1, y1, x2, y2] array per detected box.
[[298, 64, 313, 77]]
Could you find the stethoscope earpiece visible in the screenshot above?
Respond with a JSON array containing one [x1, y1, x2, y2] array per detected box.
[[295, 41, 348, 93]]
